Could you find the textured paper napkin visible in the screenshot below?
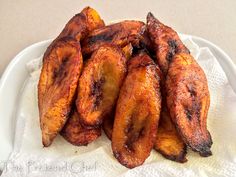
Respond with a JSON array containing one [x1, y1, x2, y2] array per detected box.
[[1, 37, 236, 177]]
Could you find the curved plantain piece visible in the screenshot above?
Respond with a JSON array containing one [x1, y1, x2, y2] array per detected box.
[[61, 108, 101, 146], [76, 45, 127, 127], [81, 20, 149, 56], [102, 44, 132, 141], [155, 106, 187, 162], [38, 37, 83, 147], [146, 12, 189, 75], [38, 7, 104, 147], [152, 47, 187, 162], [146, 12, 212, 157], [112, 53, 162, 168], [166, 53, 212, 156]]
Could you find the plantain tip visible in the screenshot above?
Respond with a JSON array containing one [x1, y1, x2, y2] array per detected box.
[[147, 12, 155, 19], [42, 133, 53, 147], [199, 149, 212, 157], [146, 12, 161, 25]]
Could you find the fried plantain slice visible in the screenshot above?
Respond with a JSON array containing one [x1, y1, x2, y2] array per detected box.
[[112, 53, 162, 168], [155, 106, 187, 162], [38, 37, 83, 147], [76, 45, 127, 127], [102, 42, 132, 140], [166, 53, 212, 157], [146, 13, 212, 157], [146, 12, 189, 75], [81, 20, 148, 56], [61, 107, 101, 146], [152, 50, 187, 162]]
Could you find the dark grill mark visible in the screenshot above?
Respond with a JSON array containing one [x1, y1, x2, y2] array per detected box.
[[87, 29, 119, 45], [166, 40, 178, 62], [90, 77, 105, 109]]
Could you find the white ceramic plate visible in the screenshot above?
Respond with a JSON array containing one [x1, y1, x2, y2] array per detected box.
[[0, 35, 235, 171]]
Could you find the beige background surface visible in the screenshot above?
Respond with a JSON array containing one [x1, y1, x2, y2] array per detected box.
[[0, 0, 236, 75]]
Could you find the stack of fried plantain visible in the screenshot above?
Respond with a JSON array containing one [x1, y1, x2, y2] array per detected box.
[[38, 6, 212, 169], [38, 7, 105, 147]]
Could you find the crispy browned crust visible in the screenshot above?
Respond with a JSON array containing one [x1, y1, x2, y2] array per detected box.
[[146, 12, 212, 157], [154, 106, 187, 163], [76, 45, 127, 127], [81, 20, 149, 56], [38, 37, 83, 147], [146, 12, 189, 75], [61, 108, 101, 146], [166, 53, 212, 156], [111, 53, 162, 168]]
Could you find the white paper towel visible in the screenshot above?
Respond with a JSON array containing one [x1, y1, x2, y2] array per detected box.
[[1, 37, 236, 177]]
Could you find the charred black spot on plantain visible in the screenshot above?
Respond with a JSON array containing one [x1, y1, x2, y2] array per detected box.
[[184, 101, 201, 121], [184, 84, 201, 121], [53, 56, 70, 81], [184, 108, 192, 120], [124, 114, 147, 152], [195, 137, 213, 157], [193, 101, 201, 121], [90, 77, 105, 109], [166, 40, 178, 62], [87, 29, 119, 45], [125, 127, 145, 152], [187, 84, 197, 97]]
